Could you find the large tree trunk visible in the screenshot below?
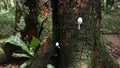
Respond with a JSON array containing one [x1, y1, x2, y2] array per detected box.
[[56, 0, 101, 68], [54, 0, 120, 68], [29, 0, 56, 68], [22, 0, 40, 40]]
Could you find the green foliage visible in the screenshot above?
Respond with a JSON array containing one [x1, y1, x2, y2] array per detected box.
[[0, 3, 15, 36], [101, 9, 120, 33], [30, 37, 40, 51], [0, 36, 40, 58], [37, 14, 44, 37], [0, 36, 41, 68], [12, 53, 31, 58], [0, 36, 32, 56], [37, 14, 44, 26], [0, 0, 15, 11], [0, 10, 15, 23], [19, 59, 32, 68]]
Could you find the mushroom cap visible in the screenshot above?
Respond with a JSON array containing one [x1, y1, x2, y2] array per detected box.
[[77, 17, 83, 24], [56, 42, 59, 46]]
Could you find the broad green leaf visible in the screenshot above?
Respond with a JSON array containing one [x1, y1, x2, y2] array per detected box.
[[20, 60, 32, 68], [0, 36, 33, 56], [30, 37, 40, 49], [12, 53, 31, 58]]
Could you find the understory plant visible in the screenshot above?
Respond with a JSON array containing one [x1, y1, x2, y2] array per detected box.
[[0, 36, 40, 68]]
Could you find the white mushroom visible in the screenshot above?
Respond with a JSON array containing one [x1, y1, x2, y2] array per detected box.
[[55, 42, 60, 49], [77, 17, 83, 30]]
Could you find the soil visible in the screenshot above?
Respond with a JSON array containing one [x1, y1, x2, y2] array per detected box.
[[103, 33, 120, 65], [0, 59, 23, 68]]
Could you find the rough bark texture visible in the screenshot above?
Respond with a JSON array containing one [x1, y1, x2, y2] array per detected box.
[[15, 0, 27, 37], [16, 0, 48, 40], [30, 17, 54, 68], [25, 0, 43, 68], [56, 0, 101, 68], [22, 0, 39, 40], [29, 0, 56, 68]]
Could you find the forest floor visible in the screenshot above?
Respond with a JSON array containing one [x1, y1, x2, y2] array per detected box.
[[0, 59, 23, 68], [103, 33, 120, 65], [0, 34, 120, 68]]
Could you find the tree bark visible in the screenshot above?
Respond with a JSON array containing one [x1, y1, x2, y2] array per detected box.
[[29, 0, 56, 68], [15, 0, 27, 37], [56, 0, 101, 68]]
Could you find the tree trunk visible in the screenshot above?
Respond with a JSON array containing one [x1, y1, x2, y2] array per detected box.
[[29, 0, 56, 68], [104, 0, 107, 9], [53, 0, 120, 68], [15, 0, 27, 37], [111, 0, 115, 10], [56, 0, 101, 68]]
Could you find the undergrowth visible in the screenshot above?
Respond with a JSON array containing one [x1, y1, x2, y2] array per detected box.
[[101, 9, 120, 33], [0, 8, 15, 37]]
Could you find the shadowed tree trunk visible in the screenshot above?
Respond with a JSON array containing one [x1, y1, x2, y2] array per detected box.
[[15, 0, 27, 37], [29, 0, 56, 68], [56, 0, 102, 68], [22, 0, 40, 40], [52, 0, 120, 68]]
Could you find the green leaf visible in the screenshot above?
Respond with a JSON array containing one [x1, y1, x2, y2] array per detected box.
[[37, 14, 44, 30], [37, 14, 44, 26], [12, 53, 31, 58], [37, 14, 44, 36], [30, 37, 40, 47], [0, 36, 33, 56], [30, 37, 40, 52], [20, 60, 32, 68]]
